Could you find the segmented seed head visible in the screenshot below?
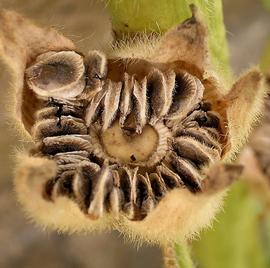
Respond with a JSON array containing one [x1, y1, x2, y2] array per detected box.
[[26, 51, 85, 98], [12, 5, 265, 243], [25, 47, 229, 225]]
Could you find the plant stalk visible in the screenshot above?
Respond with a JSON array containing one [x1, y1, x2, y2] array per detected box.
[[106, 0, 232, 82]]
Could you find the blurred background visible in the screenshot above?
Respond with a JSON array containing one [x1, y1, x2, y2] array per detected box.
[[0, 0, 269, 267]]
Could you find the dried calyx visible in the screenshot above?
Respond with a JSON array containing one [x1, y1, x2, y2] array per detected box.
[[26, 48, 228, 221]]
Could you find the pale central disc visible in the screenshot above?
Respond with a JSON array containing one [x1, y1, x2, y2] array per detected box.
[[101, 122, 158, 163]]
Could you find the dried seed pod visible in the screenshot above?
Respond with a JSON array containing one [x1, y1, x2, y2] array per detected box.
[[38, 135, 92, 155], [134, 174, 155, 219], [19, 53, 228, 241], [172, 136, 220, 167], [102, 80, 122, 130], [85, 51, 107, 86], [84, 86, 107, 126], [6, 4, 266, 244], [166, 72, 204, 121], [72, 162, 100, 213], [32, 116, 87, 142], [26, 51, 86, 99], [147, 69, 175, 125], [148, 173, 167, 200], [119, 73, 135, 127], [86, 164, 113, 219], [132, 78, 148, 133], [156, 163, 183, 189], [30, 64, 226, 231], [109, 170, 124, 218]]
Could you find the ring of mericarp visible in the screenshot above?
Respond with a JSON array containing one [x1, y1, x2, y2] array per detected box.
[[26, 51, 224, 221]]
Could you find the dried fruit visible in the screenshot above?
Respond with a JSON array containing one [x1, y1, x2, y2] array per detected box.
[[0, 5, 265, 243]]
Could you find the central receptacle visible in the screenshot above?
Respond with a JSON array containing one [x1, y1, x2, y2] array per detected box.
[[101, 121, 158, 163]]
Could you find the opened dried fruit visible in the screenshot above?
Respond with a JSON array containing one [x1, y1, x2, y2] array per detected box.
[[0, 5, 265, 243]]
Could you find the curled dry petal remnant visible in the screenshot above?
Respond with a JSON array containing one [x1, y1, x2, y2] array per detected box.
[[0, 5, 266, 243]]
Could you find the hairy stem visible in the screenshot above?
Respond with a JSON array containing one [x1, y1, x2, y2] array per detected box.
[[174, 242, 194, 268], [106, 0, 232, 82], [162, 242, 194, 268]]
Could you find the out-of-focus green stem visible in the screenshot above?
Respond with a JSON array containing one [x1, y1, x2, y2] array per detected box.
[[106, 0, 232, 82], [193, 181, 270, 268], [174, 242, 194, 268], [260, 39, 270, 72], [261, 0, 270, 11]]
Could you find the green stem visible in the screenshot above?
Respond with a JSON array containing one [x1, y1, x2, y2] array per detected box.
[[106, 0, 232, 82], [260, 38, 270, 72], [261, 0, 270, 11], [162, 242, 194, 268], [193, 181, 270, 268], [174, 242, 194, 268]]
